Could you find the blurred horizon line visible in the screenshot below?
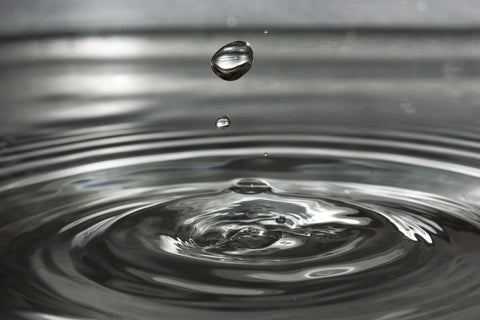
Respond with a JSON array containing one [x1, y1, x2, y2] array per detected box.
[[2, 25, 480, 42]]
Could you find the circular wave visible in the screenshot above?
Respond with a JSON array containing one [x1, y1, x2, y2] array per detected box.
[[0, 130, 479, 320]]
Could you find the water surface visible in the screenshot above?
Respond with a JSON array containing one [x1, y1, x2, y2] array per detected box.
[[0, 30, 480, 320]]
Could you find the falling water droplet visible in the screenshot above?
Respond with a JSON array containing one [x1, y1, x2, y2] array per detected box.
[[264, 30, 270, 35], [264, 152, 268, 157], [215, 116, 231, 130], [275, 216, 286, 224], [210, 41, 254, 81]]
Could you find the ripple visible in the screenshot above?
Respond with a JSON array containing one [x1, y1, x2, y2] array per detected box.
[[0, 130, 479, 320]]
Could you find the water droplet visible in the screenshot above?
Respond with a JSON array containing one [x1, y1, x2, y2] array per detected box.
[[230, 178, 271, 194], [264, 152, 268, 157], [210, 41, 254, 81], [275, 216, 286, 224], [215, 116, 231, 130], [264, 30, 269, 35]]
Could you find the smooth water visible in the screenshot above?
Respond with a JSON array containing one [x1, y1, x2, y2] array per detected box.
[[1, 30, 480, 320]]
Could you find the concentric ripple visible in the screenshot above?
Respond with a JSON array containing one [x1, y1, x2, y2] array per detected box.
[[0, 130, 480, 320]]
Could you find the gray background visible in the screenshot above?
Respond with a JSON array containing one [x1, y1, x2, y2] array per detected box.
[[1, 0, 480, 37]]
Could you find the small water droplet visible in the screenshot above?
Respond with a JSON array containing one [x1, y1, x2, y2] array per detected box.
[[230, 178, 271, 194], [210, 41, 254, 81], [275, 216, 286, 224], [264, 152, 268, 157], [264, 30, 269, 35], [215, 116, 231, 130]]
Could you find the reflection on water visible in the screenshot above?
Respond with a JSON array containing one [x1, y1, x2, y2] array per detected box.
[[1, 30, 480, 135]]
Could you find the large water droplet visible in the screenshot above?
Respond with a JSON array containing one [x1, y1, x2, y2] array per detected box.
[[215, 115, 231, 130], [210, 41, 253, 81]]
